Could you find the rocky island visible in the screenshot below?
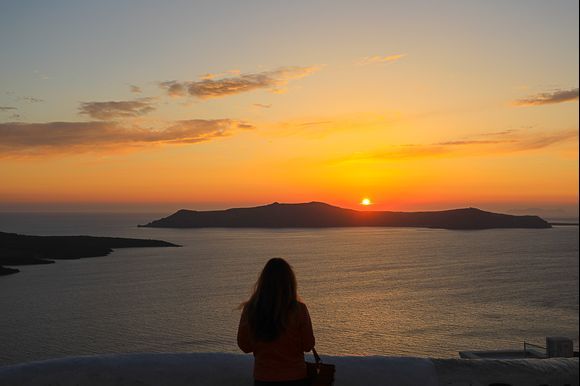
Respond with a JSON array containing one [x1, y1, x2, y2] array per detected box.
[[140, 201, 551, 230], [0, 231, 179, 276]]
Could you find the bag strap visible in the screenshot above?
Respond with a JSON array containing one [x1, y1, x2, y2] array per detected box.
[[312, 347, 322, 364]]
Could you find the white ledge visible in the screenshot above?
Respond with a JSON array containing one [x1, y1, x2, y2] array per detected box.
[[0, 352, 577, 386]]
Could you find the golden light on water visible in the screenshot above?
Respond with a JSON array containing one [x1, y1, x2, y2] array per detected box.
[[361, 198, 372, 206]]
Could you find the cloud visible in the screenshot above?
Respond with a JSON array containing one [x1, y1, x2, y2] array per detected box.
[[356, 54, 406, 65], [79, 98, 156, 120], [160, 66, 321, 99], [159, 119, 253, 144], [33, 70, 51, 80], [512, 130, 578, 151], [0, 119, 253, 156], [361, 145, 449, 160], [430, 128, 577, 154], [200, 70, 241, 80], [253, 103, 272, 109], [268, 113, 400, 139], [129, 85, 142, 94], [340, 129, 578, 162], [478, 129, 517, 137], [513, 88, 579, 106], [436, 139, 513, 146], [0, 107, 20, 120], [21, 97, 44, 103]]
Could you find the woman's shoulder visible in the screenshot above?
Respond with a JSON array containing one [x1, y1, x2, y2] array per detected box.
[[295, 301, 311, 316], [297, 301, 308, 309]]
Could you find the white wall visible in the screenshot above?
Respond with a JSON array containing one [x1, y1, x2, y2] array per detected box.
[[0, 353, 577, 386]]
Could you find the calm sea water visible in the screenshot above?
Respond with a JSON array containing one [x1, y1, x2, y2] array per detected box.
[[0, 212, 578, 365]]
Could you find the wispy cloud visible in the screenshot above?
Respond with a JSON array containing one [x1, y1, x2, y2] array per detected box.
[[160, 66, 321, 99], [253, 103, 272, 109], [0, 106, 17, 112], [79, 98, 156, 120], [340, 129, 578, 162], [267, 113, 400, 139], [436, 139, 513, 146], [512, 130, 578, 151], [33, 69, 51, 80], [21, 96, 44, 103], [0, 119, 253, 157], [356, 54, 406, 65], [200, 70, 241, 80], [129, 85, 142, 94], [513, 88, 579, 106]]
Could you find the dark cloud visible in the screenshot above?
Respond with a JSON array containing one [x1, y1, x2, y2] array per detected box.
[[0, 106, 17, 112], [514, 88, 579, 106], [0, 119, 253, 156], [79, 98, 156, 120], [160, 66, 320, 99]]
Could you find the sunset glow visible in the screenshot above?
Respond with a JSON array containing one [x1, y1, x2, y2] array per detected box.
[[0, 1, 579, 374], [0, 1, 578, 217]]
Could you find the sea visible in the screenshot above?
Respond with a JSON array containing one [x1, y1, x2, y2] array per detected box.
[[0, 212, 578, 366]]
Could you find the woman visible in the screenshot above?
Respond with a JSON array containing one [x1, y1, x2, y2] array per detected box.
[[237, 258, 315, 386]]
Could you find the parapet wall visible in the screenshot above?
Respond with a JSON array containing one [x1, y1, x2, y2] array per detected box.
[[0, 352, 577, 386]]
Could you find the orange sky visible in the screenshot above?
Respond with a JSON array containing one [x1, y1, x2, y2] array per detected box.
[[0, 2, 578, 217]]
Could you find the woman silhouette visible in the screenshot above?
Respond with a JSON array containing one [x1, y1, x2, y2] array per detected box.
[[238, 258, 315, 386]]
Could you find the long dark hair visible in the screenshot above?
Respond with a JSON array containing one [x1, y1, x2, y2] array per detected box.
[[243, 258, 299, 341]]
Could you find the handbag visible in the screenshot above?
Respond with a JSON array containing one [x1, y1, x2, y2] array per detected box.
[[306, 347, 335, 386]]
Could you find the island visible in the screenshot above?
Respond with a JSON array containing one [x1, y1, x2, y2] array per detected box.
[[0, 231, 179, 276], [140, 201, 551, 230]]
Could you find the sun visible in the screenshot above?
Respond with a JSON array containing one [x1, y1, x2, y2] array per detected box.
[[361, 198, 372, 206]]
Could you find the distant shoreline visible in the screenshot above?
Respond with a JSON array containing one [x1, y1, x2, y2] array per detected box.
[[0, 232, 179, 276]]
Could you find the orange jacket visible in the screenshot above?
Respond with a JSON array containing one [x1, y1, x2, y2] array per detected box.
[[237, 302, 315, 382]]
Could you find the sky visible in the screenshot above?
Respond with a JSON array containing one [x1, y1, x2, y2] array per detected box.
[[0, 0, 578, 217]]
